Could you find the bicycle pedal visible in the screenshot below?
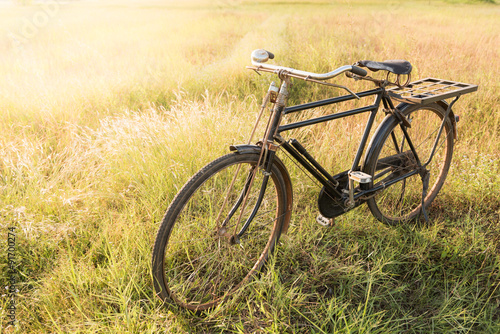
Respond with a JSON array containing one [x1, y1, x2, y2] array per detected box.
[[348, 171, 372, 183], [316, 214, 335, 227]]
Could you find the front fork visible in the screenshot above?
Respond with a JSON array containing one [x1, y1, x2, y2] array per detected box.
[[259, 78, 290, 178], [225, 80, 289, 241]]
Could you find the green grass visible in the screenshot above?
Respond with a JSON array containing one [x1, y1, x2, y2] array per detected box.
[[0, 0, 499, 332]]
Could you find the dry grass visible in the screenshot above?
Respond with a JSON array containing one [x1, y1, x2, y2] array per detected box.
[[0, 0, 499, 332]]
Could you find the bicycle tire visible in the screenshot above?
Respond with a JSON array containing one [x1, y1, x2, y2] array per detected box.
[[152, 152, 289, 311], [363, 102, 454, 225]]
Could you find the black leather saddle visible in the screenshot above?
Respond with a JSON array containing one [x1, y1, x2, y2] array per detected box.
[[356, 60, 412, 75]]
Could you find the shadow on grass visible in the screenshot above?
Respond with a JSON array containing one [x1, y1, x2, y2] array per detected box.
[[165, 204, 500, 333]]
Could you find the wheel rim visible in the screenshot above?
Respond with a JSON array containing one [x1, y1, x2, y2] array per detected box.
[[162, 158, 284, 310]]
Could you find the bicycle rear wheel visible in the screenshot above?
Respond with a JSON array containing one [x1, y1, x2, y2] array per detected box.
[[363, 102, 454, 225], [152, 152, 289, 311]]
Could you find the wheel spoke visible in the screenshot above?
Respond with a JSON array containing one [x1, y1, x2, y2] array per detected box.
[[152, 152, 288, 310], [364, 104, 453, 225]]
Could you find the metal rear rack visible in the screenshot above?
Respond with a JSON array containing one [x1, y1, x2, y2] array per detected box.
[[387, 78, 478, 105]]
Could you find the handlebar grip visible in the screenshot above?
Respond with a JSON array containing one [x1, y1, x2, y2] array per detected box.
[[351, 66, 367, 77], [265, 50, 275, 60]]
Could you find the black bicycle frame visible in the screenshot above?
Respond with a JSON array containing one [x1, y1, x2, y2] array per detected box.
[[276, 88, 385, 196], [236, 85, 422, 237]]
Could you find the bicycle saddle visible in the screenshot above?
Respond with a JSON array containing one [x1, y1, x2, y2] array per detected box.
[[356, 60, 412, 75]]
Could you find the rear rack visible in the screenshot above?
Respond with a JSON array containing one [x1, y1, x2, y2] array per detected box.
[[387, 78, 478, 105]]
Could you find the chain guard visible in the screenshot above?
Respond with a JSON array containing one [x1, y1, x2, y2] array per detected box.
[[317, 173, 349, 218], [317, 173, 367, 218], [317, 186, 346, 218]]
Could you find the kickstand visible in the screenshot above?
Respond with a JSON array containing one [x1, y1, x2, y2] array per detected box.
[[420, 170, 430, 222]]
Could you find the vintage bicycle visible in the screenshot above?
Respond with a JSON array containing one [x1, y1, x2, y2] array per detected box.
[[152, 49, 477, 311]]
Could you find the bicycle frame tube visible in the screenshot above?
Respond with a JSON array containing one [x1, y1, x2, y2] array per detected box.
[[233, 78, 453, 233], [422, 96, 459, 167], [235, 80, 289, 238], [276, 88, 385, 191], [279, 88, 384, 132], [236, 82, 451, 232], [384, 97, 425, 169], [283, 88, 383, 115]]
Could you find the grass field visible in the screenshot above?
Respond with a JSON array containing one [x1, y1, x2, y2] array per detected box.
[[0, 0, 499, 332]]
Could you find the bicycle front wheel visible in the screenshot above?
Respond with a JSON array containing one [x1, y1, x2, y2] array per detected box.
[[363, 102, 454, 225], [152, 152, 289, 311]]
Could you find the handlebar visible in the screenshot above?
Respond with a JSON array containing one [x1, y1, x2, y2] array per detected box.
[[249, 49, 367, 80]]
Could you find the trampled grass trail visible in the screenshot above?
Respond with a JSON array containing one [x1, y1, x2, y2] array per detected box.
[[0, 0, 499, 333]]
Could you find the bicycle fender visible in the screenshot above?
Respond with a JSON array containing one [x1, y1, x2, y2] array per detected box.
[[229, 144, 261, 154], [229, 144, 294, 234], [362, 101, 457, 172], [362, 112, 397, 172], [396, 101, 458, 139]]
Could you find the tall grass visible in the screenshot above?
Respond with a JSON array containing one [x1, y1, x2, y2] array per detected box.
[[0, 0, 499, 332]]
